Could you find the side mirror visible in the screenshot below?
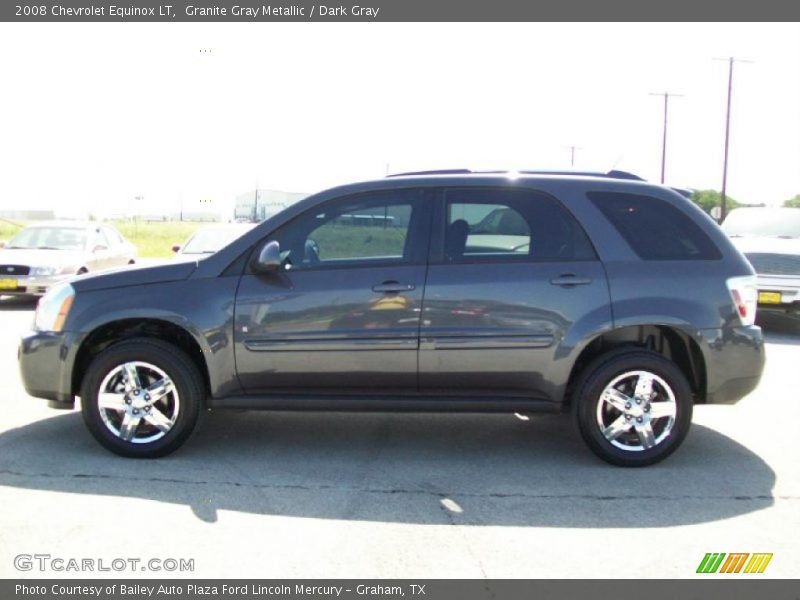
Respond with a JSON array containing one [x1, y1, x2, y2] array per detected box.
[[252, 240, 282, 272], [0, 240, 6, 249], [171, 245, 181, 253]]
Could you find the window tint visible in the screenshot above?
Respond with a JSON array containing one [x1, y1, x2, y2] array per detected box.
[[444, 189, 596, 262], [268, 190, 424, 270], [588, 191, 721, 260]]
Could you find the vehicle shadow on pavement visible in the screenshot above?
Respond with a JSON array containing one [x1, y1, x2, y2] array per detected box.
[[759, 313, 800, 338], [0, 409, 775, 527], [0, 296, 38, 311]]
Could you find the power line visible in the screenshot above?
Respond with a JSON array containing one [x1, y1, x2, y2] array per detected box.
[[648, 92, 683, 184]]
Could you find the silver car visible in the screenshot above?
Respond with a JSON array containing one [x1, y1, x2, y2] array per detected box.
[[723, 207, 800, 315], [0, 221, 137, 296]]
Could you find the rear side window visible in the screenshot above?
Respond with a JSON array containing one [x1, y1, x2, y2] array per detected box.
[[588, 191, 722, 260], [444, 188, 596, 263]]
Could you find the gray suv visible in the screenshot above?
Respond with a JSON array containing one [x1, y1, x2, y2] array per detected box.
[[19, 171, 765, 466]]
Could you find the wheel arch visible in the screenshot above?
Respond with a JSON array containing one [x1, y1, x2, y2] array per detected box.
[[564, 324, 707, 406], [72, 318, 211, 400]]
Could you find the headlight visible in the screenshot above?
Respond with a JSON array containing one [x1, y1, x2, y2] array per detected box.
[[34, 283, 75, 332], [31, 265, 70, 277]]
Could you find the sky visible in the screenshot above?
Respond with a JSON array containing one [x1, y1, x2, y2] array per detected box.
[[0, 22, 798, 218]]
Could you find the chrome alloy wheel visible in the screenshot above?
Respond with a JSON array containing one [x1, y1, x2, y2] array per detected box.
[[595, 370, 677, 452], [97, 361, 180, 444]]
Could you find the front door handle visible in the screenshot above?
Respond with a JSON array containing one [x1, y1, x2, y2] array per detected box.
[[372, 281, 416, 293], [550, 274, 592, 287]]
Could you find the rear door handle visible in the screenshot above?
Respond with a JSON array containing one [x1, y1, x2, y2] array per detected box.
[[550, 274, 592, 287], [372, 281, 416, 293]]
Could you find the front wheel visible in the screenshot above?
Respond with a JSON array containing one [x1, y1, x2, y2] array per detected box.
[[81, 339, 204, 458], [573, 350, 693, 467]]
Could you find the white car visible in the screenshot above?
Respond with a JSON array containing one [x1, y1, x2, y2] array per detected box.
[[0, 221, 137, 297], [722, 207, 800, 314], [172, 223, 255, 258]]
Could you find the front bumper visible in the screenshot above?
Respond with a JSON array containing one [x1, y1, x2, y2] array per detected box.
[[699, 325, 765, 404], [0, 273, 73, 296], [18, 330, 78, 408]]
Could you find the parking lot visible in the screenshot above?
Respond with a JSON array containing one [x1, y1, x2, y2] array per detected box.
[[0, 296, 797, 579]]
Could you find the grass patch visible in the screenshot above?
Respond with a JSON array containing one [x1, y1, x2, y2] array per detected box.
[[110, 220, 208, 258], [0, 219, 27, 242]]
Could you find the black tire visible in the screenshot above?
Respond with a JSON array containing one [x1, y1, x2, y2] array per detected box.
[[573, 349, 693, 467], [80, 338, 204, 458]]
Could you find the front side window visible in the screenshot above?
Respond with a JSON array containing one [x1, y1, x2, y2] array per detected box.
[[90, 228, 110, 250], [444, 188, 596, 262], [104, 226, 124, 246], [588, 191, 722, 260], [267, 189, 425, 270]]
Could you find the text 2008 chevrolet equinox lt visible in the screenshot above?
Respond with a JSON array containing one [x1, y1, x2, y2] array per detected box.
[[19, 171, 765, 466]]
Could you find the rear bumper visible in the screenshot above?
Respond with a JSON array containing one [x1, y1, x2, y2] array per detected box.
[[699, 325, 765, 404], [18, 330, 78, 407]]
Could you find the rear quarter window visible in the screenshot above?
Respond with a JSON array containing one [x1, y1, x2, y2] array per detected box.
[[588, 191, 722, 260]]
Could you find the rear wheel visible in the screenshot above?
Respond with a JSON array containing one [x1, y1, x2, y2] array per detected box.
[[81, 338, 203, 458], [573, 350, 693, 467]]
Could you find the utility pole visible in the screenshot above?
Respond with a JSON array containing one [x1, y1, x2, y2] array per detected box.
[[649, 92, 683, 184], [253, 180, 259, 223], [565, 146, 582, 167], [714, 56, 752, 221], [133, 195, 143, 235]]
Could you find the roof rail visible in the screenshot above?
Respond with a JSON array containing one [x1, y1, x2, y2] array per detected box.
[[387, 169, 645, 181], [387, 169, 473, 177]]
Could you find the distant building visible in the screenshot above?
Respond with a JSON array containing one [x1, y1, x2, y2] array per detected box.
[[234, 189, 308, 222], [0, 209, 56, 221]]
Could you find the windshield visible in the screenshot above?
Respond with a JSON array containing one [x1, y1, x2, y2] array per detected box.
[[722, 209, 800, 238], [181, 228, 248, 254], [7, 227, 88, 250]]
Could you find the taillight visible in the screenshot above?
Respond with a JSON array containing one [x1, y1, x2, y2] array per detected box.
[[726, 276, 758, 326]]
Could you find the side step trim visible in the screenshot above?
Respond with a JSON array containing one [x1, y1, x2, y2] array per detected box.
[[208, 394, 563, 413]]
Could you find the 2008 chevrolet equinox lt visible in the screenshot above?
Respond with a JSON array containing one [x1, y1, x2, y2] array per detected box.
[[19, 170, 765, 466]]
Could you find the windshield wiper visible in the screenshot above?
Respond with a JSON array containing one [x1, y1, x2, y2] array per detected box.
[[34, 246, 64, 250]]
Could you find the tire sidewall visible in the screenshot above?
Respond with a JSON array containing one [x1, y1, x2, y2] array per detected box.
[[81, 340, 202, 458], [575, 351, 693, 467]]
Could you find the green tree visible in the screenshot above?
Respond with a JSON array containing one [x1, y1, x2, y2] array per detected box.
[[690, 189, 740, 215], [783, 195, 800, 208]]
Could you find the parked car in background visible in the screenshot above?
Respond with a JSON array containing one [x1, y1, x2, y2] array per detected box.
[[0, 221, 136, 297], [722, 207, 800, 315], [19, 171, 764, 466], [172, 223, 255, 258]]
